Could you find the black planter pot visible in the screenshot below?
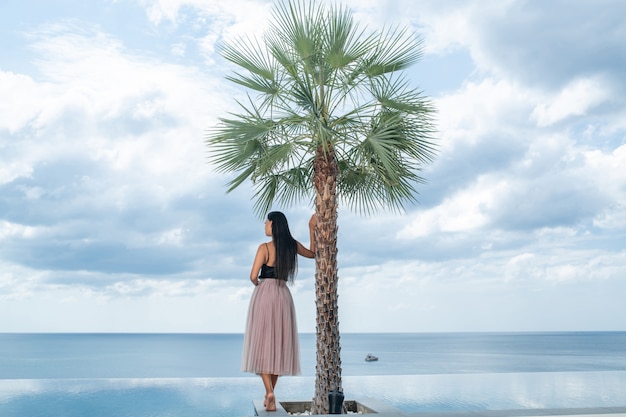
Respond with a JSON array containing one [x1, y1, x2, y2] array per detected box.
[[328, 390, 344, 414]]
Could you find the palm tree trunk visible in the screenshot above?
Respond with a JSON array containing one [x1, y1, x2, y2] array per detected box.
[[311, 144, 342, 415]]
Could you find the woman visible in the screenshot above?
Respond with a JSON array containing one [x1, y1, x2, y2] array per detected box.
[[241, 211, 316, 411]]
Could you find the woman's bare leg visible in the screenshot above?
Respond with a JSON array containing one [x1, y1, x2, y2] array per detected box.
[[261, 374, 276, 411]]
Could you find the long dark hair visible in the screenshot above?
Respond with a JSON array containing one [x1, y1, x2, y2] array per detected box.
[[268, 211, 298, 283]]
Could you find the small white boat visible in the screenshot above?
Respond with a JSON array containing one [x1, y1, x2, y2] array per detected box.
[[365, 353, 378, 362]]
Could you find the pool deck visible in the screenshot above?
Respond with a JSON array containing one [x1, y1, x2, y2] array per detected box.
[[405, 407, 626, 417], [253, 399, 626, 417]]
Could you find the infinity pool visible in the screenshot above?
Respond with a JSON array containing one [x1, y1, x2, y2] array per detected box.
[[1, 372, 625, 417]]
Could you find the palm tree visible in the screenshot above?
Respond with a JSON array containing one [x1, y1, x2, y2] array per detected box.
[[206, 0, 436, 413]]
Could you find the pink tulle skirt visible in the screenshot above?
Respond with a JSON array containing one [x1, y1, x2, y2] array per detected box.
[[241, 278, 301, 375]]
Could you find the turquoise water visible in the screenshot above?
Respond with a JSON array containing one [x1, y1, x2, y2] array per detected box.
[[1, 333, 626, 416]]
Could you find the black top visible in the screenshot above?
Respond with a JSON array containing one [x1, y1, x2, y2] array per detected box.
[[259, 243, 283, 280], [259, 263, 277, 279]]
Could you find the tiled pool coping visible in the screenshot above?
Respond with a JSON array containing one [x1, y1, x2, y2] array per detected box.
[[254, 397, 405, 416], [253, 402, 626, 417]]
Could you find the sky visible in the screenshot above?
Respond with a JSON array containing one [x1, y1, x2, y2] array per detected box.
[[1, 0, 625, 334]]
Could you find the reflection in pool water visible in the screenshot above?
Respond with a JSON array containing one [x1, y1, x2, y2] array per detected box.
[[1, 372, 625, 417]]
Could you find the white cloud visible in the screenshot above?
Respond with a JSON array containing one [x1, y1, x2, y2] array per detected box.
[[0, 72, 43, 134], [403, 0, 517, 56], [435, 78, 536, 152], [397, 175, 506, 238], [586, 144, 626, 201], [0, 279, 251, 332], [3, 24, 229, 195], [594, 207, 626, 230], [531, 76, 613, 127], [336, 245, 626, 332], [0, 220, 40, 239], [590, 143, 626, 230], [138, 0, 272, 37]]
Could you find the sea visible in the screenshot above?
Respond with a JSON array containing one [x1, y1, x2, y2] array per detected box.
[[1, 332, 626, 417]]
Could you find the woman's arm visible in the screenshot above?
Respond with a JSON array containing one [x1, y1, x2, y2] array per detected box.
[[296, 214, 316, 259], [249, 243, 267, 285]]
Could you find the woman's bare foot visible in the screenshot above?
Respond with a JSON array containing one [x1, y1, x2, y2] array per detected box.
[[264, 395, 268, 407], [265, 392, 276, 411]]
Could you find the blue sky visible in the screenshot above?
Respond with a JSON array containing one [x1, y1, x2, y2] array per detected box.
[[1, 0, 625, 333]]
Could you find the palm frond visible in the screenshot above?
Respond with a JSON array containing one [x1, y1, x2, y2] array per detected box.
[[364, 27, 423, 78], [252, 163, 314, 216], [324, 3, 371, 70], [336, 160, 419, 215], [367, 75, 438, 163], [220, 36, 275, 81], [208, 99, 268, 155], [224, 72, 277, 96], [270, 0, 323, 73]]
